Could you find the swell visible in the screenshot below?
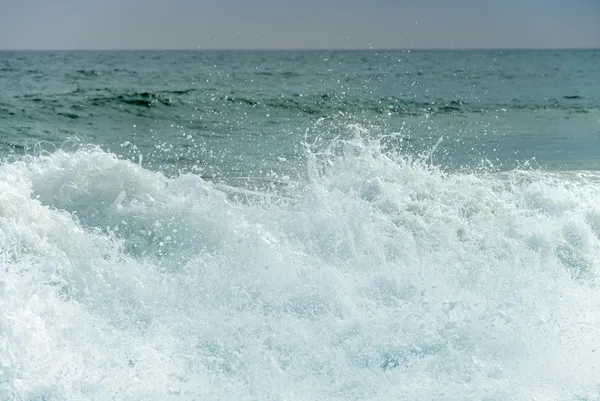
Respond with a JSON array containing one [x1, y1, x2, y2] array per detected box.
[[18, 87, 196, 108], [220, 93, 470, 116], [223, 92, 594, 116], [2, 88, 596, 126], [6, 88, 197, 121]]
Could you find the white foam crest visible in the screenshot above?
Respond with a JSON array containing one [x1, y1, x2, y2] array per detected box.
[[1, 136, 600, 400]]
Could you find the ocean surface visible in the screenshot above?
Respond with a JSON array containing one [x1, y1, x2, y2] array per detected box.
[[1, 49, 600, 400]]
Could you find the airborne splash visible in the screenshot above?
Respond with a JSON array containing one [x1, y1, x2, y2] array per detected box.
[[1, 131, 600, 400]]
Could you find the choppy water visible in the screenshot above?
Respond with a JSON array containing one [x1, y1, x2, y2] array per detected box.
[[1, 50, 600, 400]]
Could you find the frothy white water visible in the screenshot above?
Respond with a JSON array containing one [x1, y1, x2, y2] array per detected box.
[[1, 135, 600, 400]]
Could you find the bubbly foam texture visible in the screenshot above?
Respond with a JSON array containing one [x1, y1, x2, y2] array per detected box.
[[1, 136, 600, 400]]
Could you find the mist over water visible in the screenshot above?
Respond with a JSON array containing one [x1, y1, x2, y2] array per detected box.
[[1, 50, 600, 400]]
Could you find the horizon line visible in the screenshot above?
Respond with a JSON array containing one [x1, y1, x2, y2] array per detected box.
[[1, 46, 599, 52]]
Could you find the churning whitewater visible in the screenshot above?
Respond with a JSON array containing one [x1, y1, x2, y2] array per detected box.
[[1, 133, 600, 400]]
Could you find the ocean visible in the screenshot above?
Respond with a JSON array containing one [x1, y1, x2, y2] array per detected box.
[[1, 49, 600, 400]]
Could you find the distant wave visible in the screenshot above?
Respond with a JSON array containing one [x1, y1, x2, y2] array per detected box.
[[75, 69, 101, 76], [224, 93, 471, 116], [4, 88, 596, 127]]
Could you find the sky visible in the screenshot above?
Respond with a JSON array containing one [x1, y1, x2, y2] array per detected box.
[[0, 0, 599, 50]]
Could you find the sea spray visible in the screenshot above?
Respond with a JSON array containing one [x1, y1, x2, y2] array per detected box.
[[1, 131, 600, 400]]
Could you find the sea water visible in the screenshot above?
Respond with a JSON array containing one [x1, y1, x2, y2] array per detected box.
[[1, 50, 600, 400]]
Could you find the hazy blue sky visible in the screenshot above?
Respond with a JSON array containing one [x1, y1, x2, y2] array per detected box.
[[1, 0, 599, 49]]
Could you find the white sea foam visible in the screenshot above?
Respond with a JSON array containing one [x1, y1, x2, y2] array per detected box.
[[1, 134, 600, 400]]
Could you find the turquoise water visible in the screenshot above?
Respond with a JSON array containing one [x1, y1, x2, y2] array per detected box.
[[2, 50, 599, 176], [1, 50, 600, 400]]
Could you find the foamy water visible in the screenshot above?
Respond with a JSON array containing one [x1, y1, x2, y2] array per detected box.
[[1, 133, 600, 400]]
